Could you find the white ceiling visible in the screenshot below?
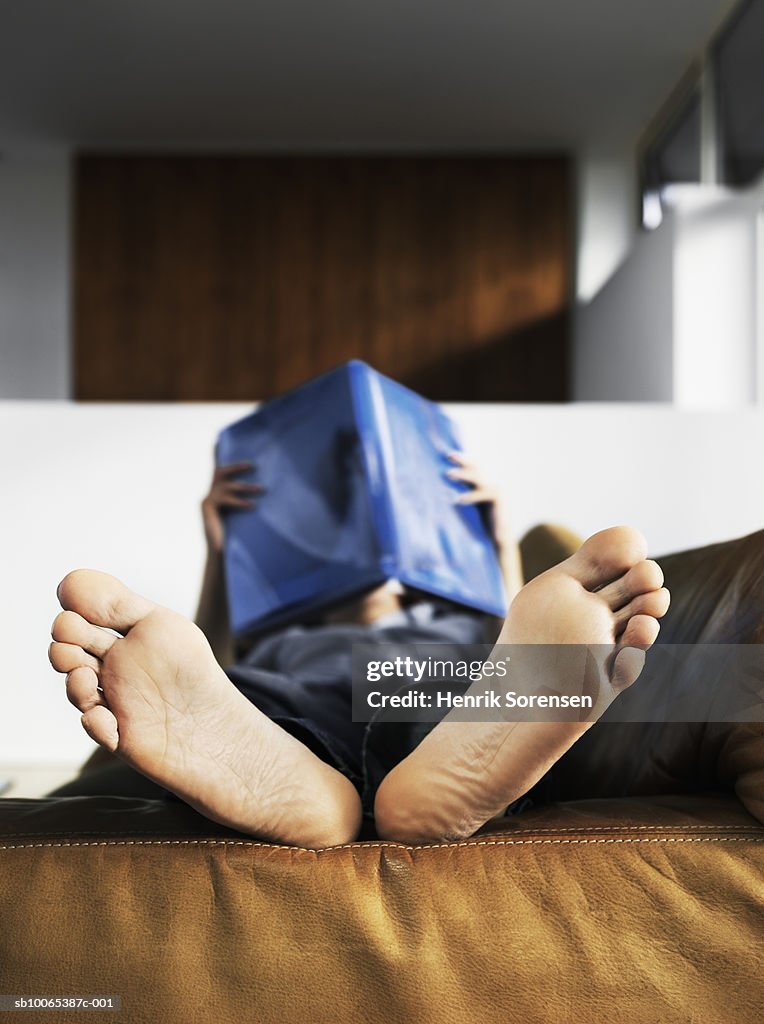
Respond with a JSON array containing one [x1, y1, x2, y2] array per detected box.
[[0, 0, 738, 151]]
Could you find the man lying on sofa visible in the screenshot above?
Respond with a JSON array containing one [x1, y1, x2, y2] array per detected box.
[[48, 447, 679, 849]]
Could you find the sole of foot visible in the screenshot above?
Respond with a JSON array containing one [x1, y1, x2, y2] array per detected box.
[[374, 526, 670, 844], [49, 569, 362, 848]]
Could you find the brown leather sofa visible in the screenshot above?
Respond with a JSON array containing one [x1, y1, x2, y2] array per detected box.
[[2, 532, 764, 1023]]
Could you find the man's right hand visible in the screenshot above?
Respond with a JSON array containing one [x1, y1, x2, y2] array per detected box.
[[202, 462, 262, 555]]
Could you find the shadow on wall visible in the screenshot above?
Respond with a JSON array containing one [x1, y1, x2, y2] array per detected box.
[[406, 310, 569, 403]]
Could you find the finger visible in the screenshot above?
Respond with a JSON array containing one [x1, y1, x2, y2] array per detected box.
[[447, 451, 472, 467], [214, 461, 254, 480], [455, 488, 496, 505], [213, 483, 262, 501], [218, 496, 255, 509], [224, 483, 262, 495], [446, 467, 478, 484]]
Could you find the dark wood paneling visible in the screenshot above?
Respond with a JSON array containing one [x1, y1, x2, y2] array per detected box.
[[74, 155, 571, 401]]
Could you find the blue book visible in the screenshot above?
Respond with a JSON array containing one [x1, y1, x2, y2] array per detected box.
[[216, 361, 507, 637]]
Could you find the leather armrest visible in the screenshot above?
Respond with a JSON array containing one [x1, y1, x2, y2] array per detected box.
[[1, 794, 762, 1023]]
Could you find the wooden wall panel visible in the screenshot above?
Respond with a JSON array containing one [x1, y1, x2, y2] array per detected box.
[[74, 155, 571, 401]]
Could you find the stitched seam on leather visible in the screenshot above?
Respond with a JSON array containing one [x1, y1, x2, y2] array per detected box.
[[479, 824, 763, 834], [2, 824, 760, 840], [0, 830, 229, 839], [1, 836, 763, 853]]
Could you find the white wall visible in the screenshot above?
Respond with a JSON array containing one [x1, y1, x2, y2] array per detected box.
[[2, 401, 763, 766], [575, 151, 638, 303], [672, 186, 761, 408], [574, 208, 675, 401], [0, 148, 71, 399]]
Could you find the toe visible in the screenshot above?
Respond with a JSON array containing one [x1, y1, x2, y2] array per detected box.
[[609, 646, 647, 692], [57, 569, 155, 632], [608, 612, 663, 691], [598, 559, 665, 610], [52, 610, 118, 658], [568, 527, 648, 589], [614, 587, 670, 631], [66, 666, 107, 712], [49, 641, 99, 674], [81, 705, 119, 753], [620, 612, 661, 651]]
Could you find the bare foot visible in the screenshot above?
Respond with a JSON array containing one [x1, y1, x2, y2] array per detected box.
[[374, 526, 670, 843], [49, 570, 362, 848]]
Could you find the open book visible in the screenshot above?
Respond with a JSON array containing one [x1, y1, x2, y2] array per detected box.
[[217, 361, 506, 637]]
